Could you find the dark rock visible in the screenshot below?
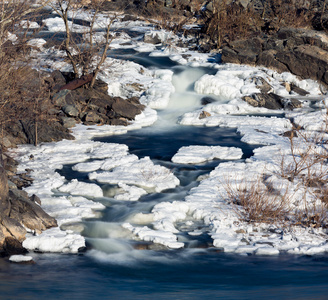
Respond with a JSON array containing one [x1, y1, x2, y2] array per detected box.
[[20, 120, 74, 145], [30, 194, 42, 206], [230, 37, 263, 56], [201, 96, 216, 105], [3, 237, 27, 256], [276, 45, 328, 85], [8, 189, 57, 234], [290, 83, 310, 96], [221, 47, 242, 64], [242, 93, 284, 110], [257, 50, 289, 73], [111, 97, 144, 120], [46, 70, 67, 92], [92, 79, 109, 93]]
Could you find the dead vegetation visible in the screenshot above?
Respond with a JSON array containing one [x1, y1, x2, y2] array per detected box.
[[223, 176, 292, 225], [203, 0, 315, 48], [222, 105, 328, 229]]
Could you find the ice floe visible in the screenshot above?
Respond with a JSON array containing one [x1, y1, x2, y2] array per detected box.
[[89, 157, 180, 193], [171, 145, 243, 164], [9, 255, 34, 263]]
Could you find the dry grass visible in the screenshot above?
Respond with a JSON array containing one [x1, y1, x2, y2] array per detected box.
[[224, 105, 328, 229], [223, 176, 291, 224]]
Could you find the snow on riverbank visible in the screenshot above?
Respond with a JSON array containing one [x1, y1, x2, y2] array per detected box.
[[12, 8, 328, 256]]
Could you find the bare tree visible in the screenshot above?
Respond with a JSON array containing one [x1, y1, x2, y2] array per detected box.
[[0, 0, 51, 56], [49, 0, 117, 86]]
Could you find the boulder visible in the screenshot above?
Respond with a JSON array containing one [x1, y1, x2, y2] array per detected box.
[[3, 237, 27, 256], [243, 93, 302, 110], [276, 45, 328, 85], [83, 111, 103, 124], [61, 117, 77, 129], [111, 97, 144, 120], [290, 83, 310, 96], [242, 93, 284, 109], [1, 217, 26, 242], [52, 89, 71, 106], [62, 104, 79, 117], [8, 189, 57, 234]]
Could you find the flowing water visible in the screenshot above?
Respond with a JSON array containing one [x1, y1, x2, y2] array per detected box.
[[2, 28, 328, 299]]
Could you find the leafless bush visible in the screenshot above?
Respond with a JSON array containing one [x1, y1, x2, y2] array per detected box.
[[50, 0, 118, 87], [0, 1, 53, 145]]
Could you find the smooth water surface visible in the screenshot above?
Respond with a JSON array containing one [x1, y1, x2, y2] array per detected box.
[[1, 252, 328, 299]]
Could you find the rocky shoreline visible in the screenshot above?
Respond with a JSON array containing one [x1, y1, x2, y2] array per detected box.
[[0, 69, 145, 257]]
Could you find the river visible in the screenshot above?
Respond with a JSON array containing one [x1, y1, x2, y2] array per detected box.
[[3, 11, 328, 299]]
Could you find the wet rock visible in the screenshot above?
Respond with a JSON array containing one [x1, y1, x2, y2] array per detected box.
[[201, 96, 216, 105], [3, 237, 28, 256]]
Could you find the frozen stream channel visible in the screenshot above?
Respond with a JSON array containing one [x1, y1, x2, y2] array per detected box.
[[4, 11, 328, 299]]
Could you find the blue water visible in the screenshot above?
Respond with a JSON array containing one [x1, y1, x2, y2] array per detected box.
[[1, 252, 328, 299]]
